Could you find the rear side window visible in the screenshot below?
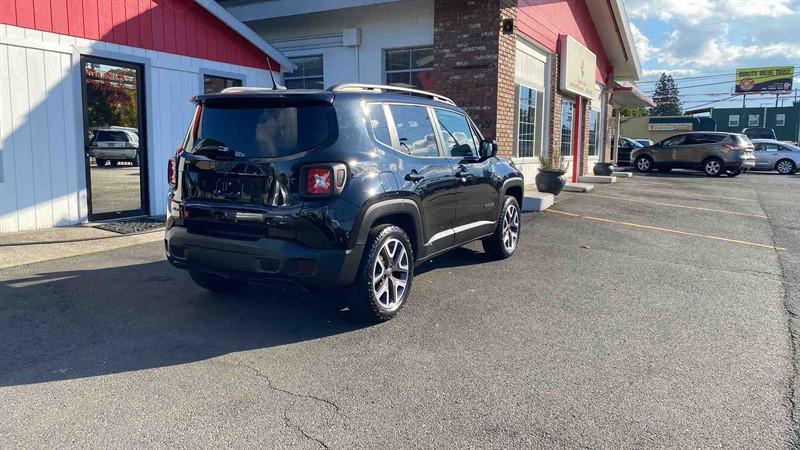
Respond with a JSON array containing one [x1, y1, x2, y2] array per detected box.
[[703, 134, 726, 143], [366, 103, 392, 147], [196, 102, 333, 158], [434, 109, 478, 157], [733, 135, 752, 146], [95, 130, 129, 142], [389, 104, 439, 157]]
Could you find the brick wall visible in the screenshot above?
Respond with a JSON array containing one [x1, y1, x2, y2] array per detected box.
[[546, 53, 563, 166], [602, 91, 614, 162], [581, 98, 591, 174], [433, 0, 518, 157]]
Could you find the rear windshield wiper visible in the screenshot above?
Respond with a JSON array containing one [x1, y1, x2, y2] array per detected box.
[[191, 138, 244, 159]]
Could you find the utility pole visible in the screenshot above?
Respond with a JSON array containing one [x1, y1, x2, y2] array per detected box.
[[742, 94, 746, 108]]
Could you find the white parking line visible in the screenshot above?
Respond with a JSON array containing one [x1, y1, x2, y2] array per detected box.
[[613, 186, 759, 203], [581, 193, 769, 219]]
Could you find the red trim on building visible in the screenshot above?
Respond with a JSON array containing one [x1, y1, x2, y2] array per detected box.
[[2, 0, 277, 70], [516, 0, 611, 85]]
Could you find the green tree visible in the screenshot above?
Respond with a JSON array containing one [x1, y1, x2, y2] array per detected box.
[[619, 106, 648, 117], [649, 73, 682, 116]]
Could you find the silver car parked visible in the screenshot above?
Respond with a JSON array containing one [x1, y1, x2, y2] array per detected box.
[[750, 139, 800, 175]]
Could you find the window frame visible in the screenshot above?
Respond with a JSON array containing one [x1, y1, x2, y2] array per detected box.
[[560, 98, 575, 157], [588, 108, 600, 157], [514, 83, 544, 159], [382, 102, 446, 159], [728, 115, 740, 127], [199, 69, 245, 95], [748, 114, 760, 127], [284, 55, 325, 90], [383, 46, 434, 89], [776, 113, 786, 127]]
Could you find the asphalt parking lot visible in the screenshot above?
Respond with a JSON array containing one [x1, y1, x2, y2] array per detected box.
[[1, 170, 798, 448]]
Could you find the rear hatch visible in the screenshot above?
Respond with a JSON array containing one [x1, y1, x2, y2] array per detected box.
[[732, 134, 755, 155], [178, 92, 337, 241]]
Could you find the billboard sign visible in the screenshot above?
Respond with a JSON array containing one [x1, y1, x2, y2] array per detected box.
[[735, 66, 793, 94], [559, 35, 596, 99]]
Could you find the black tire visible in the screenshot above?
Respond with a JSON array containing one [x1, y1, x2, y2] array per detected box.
[[776, 159, 795, 175], [727, 169, 742, 177], [482, 196, 520, 259], [348, 224, 414, 322], [189, 270, 245, 293], [703, 157, 724, 177], [634, 155, 654, 173], [109, 160, 118, 167], [95, 158, 106, 167], [131, 152, 140, 167]]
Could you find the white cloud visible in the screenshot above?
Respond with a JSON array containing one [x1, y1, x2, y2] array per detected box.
[[630, 23, 657, 63], [626, 0, 795, 25], [641, 68, 699, 78]]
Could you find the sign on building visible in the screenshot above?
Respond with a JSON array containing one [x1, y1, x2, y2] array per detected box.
[[559, 35, 596, 99], [735, 66, 793, 94], [648, 123, 693, 132]]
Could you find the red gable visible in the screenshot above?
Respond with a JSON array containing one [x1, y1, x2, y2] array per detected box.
[[0, 0, 278, 70]]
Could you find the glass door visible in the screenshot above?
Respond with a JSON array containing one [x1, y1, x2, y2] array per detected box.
[[81, 56, 148, 220]]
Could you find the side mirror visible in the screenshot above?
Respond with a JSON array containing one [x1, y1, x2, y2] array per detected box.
[[479, 139, 498, 159]]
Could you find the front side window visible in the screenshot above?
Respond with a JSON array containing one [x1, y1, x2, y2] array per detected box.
[[285, 55, 324, 89], [560, 99, 574, 156], [204, 75, 242, 94], [729, 115, 739, 127], [748, 114, 760, 126], [384, 47, 434, 90], [434, 109, 477, 157], [366, 103, 392, 147], [661, 135, 687, 147], [588, 109, 599, 156], [389, 104, 439, 157], [776, 114, 786, 127]]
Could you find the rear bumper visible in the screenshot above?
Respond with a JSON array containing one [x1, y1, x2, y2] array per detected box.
[[165, 226, 362, 288], [91, 148, 137, 160], [726, 158, 756, 170]]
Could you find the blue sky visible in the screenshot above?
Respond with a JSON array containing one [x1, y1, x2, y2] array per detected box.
[[625, 0, 800, 110]]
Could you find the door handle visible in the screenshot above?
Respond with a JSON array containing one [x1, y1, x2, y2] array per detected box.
[[405, 171, 424, 182], [455, 166, 470, 177]]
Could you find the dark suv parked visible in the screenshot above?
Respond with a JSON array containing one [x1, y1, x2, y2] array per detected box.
[[165, 84, 524, 321], [631, 132, 755, 176]]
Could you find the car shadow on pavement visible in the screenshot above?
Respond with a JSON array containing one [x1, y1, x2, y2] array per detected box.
[[0, 260, 369, 387]]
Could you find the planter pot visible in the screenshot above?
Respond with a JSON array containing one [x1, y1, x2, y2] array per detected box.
[[593, 162, 615, 176], [535, 169, 567, 196]]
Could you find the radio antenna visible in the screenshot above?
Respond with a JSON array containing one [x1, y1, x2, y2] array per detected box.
[[266, 58, 286, 90]]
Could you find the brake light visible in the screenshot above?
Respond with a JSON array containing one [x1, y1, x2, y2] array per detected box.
[[168, 157, 177, 188], [307, 168, 332, 195]]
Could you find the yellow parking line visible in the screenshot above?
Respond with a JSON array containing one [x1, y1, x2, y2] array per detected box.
[[613, 187, 758, 203], [581, 193, 769, 219], [546, 209, 785, 251]]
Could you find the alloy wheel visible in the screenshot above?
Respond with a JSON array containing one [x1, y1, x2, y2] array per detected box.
[[372, 237, 410, 311], [637, 157, 651, 171], [502, 203, 520, 253], [705, 159, 721, 175], [777, 160, 794, 174]]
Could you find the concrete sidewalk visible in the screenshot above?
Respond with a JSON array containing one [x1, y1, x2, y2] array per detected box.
[[0, 225, 164, 269]]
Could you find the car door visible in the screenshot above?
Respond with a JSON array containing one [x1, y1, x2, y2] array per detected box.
[[758, 142, 781, 169], [384, 103, 459, 255], [432, 107, 498, 244], [655, 134, 686, 164], [673, 134, 708, 165]]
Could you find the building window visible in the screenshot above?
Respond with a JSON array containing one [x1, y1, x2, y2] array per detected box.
[[776, 114, 786, 127], [588, 109, 599, 156], [285, 55, 324, 89], [384, 46, 434, 90], [516, 84, 545, 158], [204, 75, 242, 94], [729, 115, 739, 127], [560, 99, 574, 156], [748, 114, 760, 126]]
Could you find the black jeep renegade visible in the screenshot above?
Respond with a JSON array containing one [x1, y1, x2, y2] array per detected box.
[[165, 84, 524, 321]]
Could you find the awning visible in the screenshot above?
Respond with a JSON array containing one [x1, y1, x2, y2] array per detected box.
[[611, 81, 655, 108]]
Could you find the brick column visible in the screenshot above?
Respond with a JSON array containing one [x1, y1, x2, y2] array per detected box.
[[433, 0, 518, 158], [581, 99, 591, 175], [602, 91, 614, 163], [546, 54, 563, 164]]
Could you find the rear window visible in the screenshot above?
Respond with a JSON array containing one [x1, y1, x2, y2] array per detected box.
[[196, 102, 333, 158], [733, 134, 752, 146], [95, 130, 129, 142]]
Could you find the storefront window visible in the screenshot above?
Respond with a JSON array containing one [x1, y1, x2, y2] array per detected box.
[[560, 99, 574, 156], [588, 109, 599, 156], [516, 84, 544, 157], [203, 75, 242, 94], [285, 55, 324, 89], [384, 46, 434, 90]]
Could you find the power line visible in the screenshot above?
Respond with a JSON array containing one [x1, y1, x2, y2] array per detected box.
[[643, 71, 800, 93], [637, 66, 799, 86]]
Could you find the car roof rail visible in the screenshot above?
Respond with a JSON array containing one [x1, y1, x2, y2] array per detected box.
[[328, 83, 456, 105]]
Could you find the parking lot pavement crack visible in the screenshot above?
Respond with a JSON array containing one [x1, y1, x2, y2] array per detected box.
[[753, 187, 800, 446], [222, 358, 345, 448]]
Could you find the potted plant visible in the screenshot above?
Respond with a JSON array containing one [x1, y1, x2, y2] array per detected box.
[[535, 153, 568, 195], [593, 161, 615, 176]]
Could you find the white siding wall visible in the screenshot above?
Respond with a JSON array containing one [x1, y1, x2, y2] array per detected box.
[[249, 0, 434, 87], [0, 24, 274, 233]]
